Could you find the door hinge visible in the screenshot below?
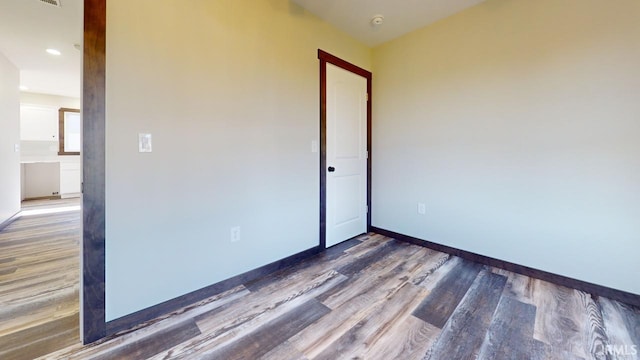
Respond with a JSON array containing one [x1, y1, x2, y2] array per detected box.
[[366, 150, 369, 159], [366, 205, 369, 213], [366, 93, 369, 101]]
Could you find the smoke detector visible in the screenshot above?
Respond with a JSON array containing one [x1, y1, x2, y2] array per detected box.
[[38, 0, 61, 7], [371, 15, 384, 26]]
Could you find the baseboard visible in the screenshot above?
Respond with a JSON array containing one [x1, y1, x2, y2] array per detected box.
[[0, 210, 21, 232], [23, 195, 63, 201], [372, 227, 640, 308], [106, 245, 322, 336]]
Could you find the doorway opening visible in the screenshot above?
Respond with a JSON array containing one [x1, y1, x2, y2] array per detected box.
[[0, 0, 84, 356]]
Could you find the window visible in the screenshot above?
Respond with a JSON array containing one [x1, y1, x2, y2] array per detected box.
[[58, 108, 81, 155]]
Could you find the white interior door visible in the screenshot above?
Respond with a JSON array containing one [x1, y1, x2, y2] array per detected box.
[[326, 63, 368, 248]]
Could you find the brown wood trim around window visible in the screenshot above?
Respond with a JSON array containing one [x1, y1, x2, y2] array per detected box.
[[58, 107, 81, 155]]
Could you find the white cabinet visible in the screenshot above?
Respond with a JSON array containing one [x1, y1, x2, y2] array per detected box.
[[22, 162, 60, 199], [20, 104, 58, 141], [20, 161, 81, 200], [60, 162, 81, 195]]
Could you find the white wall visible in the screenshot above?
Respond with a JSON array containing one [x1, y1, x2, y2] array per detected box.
[[373, 0, 640, 294], [0, 53, 21, 225], [105, 0, 371, 320], [21, 92, 80, 109]]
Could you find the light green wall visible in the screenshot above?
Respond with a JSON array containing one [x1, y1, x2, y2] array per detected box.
[[105, 0, 371, 320], [372, 0, 640, 294]]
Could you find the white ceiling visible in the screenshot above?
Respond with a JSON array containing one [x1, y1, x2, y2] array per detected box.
[[0, 0, 82, 99], [292, 0, 486, 46]]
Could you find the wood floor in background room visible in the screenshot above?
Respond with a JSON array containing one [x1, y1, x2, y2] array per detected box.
[[0, 198, 81, 360], [1, 201, 638, 360]]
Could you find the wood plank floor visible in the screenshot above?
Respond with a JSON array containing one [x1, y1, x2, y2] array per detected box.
[[2, 200, 639, 359], [0, 198, 81, 360]]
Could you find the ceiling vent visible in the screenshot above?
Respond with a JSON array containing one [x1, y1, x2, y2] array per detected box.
[[39, 0, 61, 7]]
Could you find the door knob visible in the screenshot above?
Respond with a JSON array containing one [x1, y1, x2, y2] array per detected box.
[[328, 166, 335, 172]]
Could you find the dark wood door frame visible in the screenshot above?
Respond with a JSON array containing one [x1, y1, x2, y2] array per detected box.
[[318, 50, 372, 249]]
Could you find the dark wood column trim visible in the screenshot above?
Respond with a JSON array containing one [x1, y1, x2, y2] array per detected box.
[[82, 0, 107, 344], [317, 50, 373, 249]]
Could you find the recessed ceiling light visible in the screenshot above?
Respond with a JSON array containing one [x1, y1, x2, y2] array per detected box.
[[46, 48, 61, 56], [19, 85, 29, 91]]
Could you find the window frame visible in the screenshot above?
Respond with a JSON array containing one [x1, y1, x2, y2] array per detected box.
[[58, 107, 81, 155]]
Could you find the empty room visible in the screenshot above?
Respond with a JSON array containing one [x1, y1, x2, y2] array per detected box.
[[0, 0, 638, 359]]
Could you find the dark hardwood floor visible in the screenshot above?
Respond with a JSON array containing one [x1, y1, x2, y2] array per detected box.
[[1, 200, 638, 359]]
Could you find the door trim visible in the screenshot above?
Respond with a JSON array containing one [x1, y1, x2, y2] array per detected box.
[[318, 50, 372, 249], [82, 0, 107, 343]]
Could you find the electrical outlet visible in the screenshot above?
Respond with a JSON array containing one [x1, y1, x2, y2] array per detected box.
[[230, 226, 241, 242], [417, 202, 426, 215]]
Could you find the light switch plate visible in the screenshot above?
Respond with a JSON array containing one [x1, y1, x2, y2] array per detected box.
[[230, 226, 241, 242], [417, 202, 426, 215], [138, 133, 152, 152], [311, 140, 318, 153], [14, 144, 20, 152]]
